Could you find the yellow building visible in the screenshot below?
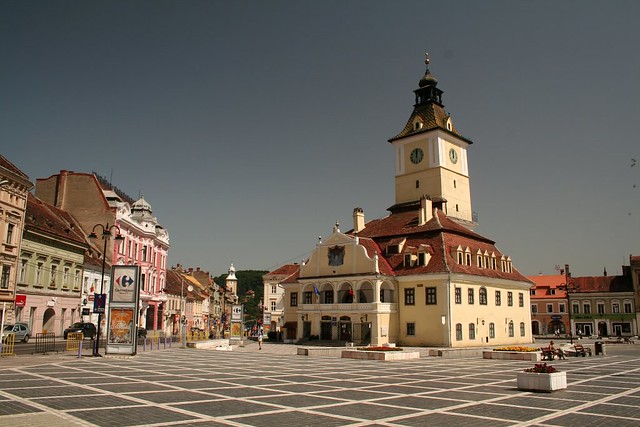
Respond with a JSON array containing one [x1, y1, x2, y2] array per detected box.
[[280, 56, 533, 347]]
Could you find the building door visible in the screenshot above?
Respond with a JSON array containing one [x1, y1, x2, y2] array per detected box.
[[598, 321, 608, 337], [42, 307, 55, 334], [339, 316, 352, 341], [321, 317, 332, 340]]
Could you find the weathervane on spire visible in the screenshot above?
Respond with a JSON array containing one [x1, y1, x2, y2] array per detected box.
[[425, 52, 430, 65]]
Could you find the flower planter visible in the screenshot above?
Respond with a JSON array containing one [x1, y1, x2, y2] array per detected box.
[[342, 350, 420, 361], [483, 350, 542, 361], [517, 371, 567, 392]]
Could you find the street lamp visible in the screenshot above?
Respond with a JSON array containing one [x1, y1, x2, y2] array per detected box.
[[180, 276, 193, 348], [88, 223, 124, 356], [558, 264, 579, 344]]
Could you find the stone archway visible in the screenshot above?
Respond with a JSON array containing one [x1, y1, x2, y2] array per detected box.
[[42, 307, 55, 334]]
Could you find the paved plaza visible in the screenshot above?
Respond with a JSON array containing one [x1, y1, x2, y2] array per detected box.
[[1, 341, 640, 426]]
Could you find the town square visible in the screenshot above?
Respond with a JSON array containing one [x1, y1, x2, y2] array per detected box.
[[1, 1, 639, 426]]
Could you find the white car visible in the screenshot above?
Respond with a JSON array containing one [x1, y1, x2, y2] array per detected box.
[[2, 323, 31, 343]]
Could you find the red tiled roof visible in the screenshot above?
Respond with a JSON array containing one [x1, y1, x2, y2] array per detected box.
[[265, 264, 300, 278], [25, 194, 88, 246], [354, 209, 530, 283], [528, 274, 633, 294]]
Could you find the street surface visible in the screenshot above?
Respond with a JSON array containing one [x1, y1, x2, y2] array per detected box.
[[0, 339, 639, 426]]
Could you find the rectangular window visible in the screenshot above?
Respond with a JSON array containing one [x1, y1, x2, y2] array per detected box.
[[142, 246, 147, 262], [489, 322, 495, 338], [597, 303, 605, 314], [290, 292, 298, 307], [270, 301, 276, 311], [612, 303, 620, 314], [572, 303, 579, 314], [0, 265, 10, 289], [495, 291, 501, 306], [507, 292, 513, 306], [468, 288, 474, 304], [519, 293, 524, 307], [303, 291, 312, 304], [63, 267, 70, 288], [426, 287, 437, 305], [271, 285, 276, 294], [531, 304, 538, 314], [50, 264, 57, 286], [19, 259, 27, 283], [454, 287, 462, 304], [404, 254, 411, 267], [520, 322, 526, 337], [624, 303, 632, 313], [74, 270, 80, 290], [6, 223, 14, 244], [324, 290, 333, 304], [418, 252, 426, 266], [547, 304, 553, 313], [36, 262, 43, 285], [407, 322, 415, 336], [469, 323, 475, 340], [405, 288, 415, 305], [140, 274, 145, 291], [583, 304, 591, 314], [455, 323, 463, 341], [559, 303, 566, 313]]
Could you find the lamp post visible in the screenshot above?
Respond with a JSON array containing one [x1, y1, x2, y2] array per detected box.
[[88, 223, 123, 357], [559, 263, 579, 344], [180, 276, 193, 348]]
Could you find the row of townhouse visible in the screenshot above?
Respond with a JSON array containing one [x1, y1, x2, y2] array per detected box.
[[1, 157, 237, 339], [528, 260, 640, 339]]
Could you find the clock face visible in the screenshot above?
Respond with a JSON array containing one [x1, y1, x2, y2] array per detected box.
[[410, 148, 424, 164], [449, 148, 458, 164]]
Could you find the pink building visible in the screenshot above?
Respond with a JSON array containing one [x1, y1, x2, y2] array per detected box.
[[35, 171, 169, 332]]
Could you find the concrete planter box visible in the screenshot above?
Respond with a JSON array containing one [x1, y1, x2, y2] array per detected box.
[[517, 371, 567, 392], [483, 351, 542, 361], [342, 350, 420, 361]]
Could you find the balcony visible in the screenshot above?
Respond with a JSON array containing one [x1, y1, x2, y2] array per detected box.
[[300, 303, 396, 313]]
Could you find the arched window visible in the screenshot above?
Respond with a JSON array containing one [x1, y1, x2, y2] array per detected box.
[[520, 322, 526, 336], [489, 322, 495, 338], [479, 288, 487, 305], [469, 323, 475, 340], [508, 320, 514, 337], [455, 323, 463, 341]]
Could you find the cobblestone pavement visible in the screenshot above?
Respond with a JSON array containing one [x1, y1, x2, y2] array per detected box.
[[1, 341, 639, 426]]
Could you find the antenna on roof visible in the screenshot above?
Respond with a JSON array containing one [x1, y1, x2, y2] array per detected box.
[[109, 168, 113, 186]]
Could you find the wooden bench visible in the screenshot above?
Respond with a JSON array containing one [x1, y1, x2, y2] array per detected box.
[[541, 347, 555, 360], [574, 343, 591, 356]]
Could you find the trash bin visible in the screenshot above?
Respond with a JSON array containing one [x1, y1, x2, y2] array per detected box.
[[595, 341, 606, 355]]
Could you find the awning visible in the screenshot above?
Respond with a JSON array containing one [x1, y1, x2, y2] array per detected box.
[[282, 322, 297, 329]]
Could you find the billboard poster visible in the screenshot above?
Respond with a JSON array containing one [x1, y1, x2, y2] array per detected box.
[[231, 322, 242, 338], [111, 265, 140, 303], [231, 304, 242, 321], [108, 307, 135, 345]]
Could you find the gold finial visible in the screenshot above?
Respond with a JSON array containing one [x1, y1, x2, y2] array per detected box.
[[424, 52, 430, 65]]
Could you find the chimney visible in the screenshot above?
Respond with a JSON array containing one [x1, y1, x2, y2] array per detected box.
[[419, 195, 433, 225], [54, 170, 70, 208], [353, 207, 365, 233]]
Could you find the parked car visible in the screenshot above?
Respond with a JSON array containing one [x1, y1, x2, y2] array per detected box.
[[1, 323, 31, 343], [63, 322, 97, 339]]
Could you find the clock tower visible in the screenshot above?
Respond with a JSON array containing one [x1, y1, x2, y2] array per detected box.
[[389, 54, 474, 225]]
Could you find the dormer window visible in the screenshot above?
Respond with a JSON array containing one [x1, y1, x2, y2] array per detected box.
[[404, 253, 412, 267], [387, 245, 400, 255], [414, 120, 424, 130], [446, 117, 452, 131]]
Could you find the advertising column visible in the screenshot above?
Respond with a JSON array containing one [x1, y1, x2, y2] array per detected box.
[[106, 265, 141, 355]]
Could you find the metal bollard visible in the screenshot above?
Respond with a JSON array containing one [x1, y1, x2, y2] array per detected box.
[[77, 340, 82, 359]]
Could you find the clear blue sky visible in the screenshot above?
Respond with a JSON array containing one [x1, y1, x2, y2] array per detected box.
[[2, 1, 638, 278]]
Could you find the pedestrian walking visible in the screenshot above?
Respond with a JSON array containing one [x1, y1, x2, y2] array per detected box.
[[258, 329, 263, 350]]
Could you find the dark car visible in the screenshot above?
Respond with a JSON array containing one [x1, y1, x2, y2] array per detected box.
[[64, 322, 97, 339]]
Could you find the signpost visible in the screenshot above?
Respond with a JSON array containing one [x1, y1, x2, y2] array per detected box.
[[106, 265, 141, 355]]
